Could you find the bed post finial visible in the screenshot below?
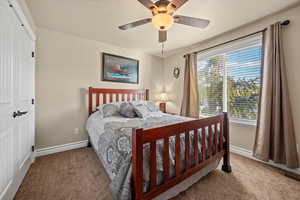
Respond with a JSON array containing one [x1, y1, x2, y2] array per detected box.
[[222, 112, 232, 173]]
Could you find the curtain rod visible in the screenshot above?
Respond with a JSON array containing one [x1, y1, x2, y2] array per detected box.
[[184, 20, 290, 57]]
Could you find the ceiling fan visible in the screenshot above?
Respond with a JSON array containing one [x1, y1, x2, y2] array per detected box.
[[118, 0, 210, 43]]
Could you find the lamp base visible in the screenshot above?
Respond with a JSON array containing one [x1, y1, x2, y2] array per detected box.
[[159, 102, 166, 113]]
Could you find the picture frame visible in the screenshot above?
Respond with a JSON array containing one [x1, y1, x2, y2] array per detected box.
[[102, 53, 139, 84], [173, 67, 180, 79]]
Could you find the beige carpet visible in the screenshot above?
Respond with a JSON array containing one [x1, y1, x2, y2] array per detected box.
[[15, 148, 300, 200]]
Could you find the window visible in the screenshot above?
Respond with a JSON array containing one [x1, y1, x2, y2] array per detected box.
[[197, 34, 262, 123]]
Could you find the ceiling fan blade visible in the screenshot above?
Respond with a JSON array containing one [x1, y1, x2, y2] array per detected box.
[[159, 30, 167, 43], [174, 15, 210, 29], [170, 0, 188, 10], [119, 18, 151, 30], [137, 0, 156, 10]]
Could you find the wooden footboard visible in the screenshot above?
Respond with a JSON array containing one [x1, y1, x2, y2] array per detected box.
[[132, 112, 231, 200]]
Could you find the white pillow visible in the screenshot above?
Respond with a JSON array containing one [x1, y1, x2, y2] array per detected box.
[[133, 104, 152, 118], [131, 100, 160, 112]]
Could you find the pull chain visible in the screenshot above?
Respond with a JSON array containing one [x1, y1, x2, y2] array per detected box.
[[161, 43, 164, 56]]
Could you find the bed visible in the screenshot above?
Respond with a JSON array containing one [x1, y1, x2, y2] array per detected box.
[[86, 87, 232, 200]]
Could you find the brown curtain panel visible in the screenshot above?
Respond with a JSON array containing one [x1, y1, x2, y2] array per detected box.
[[253, 22, 299, 168], [180, 53, 199, 118]]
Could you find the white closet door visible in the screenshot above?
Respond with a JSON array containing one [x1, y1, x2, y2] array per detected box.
[[0, 0, 17, 198], [0, 0, 35, 199], [14, 23, 34, 171]]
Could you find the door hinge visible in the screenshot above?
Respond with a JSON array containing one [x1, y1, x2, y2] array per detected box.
[[32, 145, 35, 152], [32, 98, 35, 105], [32, 51, 35, 58]]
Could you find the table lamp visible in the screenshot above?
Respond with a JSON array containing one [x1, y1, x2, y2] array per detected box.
[[159, 93, 168, 113]]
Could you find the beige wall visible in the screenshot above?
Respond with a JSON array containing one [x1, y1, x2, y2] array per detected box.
[[163, 5, 300, 158], [35, 28, 164, 149]]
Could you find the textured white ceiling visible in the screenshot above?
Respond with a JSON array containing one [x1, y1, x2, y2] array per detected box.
[[26, 0, 299, 55]]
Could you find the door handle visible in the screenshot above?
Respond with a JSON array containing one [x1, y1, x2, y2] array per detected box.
[[17, 110, 28, 116], [13, 111, 18, 118]]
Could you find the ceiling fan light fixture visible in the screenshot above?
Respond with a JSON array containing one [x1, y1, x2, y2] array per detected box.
[[152, 13, 174, 30]]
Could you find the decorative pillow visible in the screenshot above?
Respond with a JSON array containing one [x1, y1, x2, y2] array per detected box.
[[133, 104, 152, 118], [119, 103, 137, 118], [102, 104, 119, 118], [131, 100, 146, 106], [145, 101, 160, 112]]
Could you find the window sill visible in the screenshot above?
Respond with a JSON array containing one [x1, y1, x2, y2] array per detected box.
[[230, 119, 257, 127]]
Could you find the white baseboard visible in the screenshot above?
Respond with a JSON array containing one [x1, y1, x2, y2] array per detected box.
[[36, 140, 88, 157], [230, 145, 253, 158], [230, 145, 300, 175]]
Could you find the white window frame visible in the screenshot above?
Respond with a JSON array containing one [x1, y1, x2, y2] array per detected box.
[[197, 34, 263, 126]]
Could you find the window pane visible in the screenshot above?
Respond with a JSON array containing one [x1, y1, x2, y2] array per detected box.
[[197, 35, 262, 121], [226, 45, 262, 120], [198, 55, 225, 116]]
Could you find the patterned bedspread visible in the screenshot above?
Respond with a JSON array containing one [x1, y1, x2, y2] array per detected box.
[[87, 112, 220, 200]]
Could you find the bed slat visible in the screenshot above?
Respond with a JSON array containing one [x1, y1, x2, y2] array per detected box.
[[201, 128, 206, 161], [150, 141, 157, 190], [193, 129, 199, 165], [96, 93, 100, 107], [208, 125, 213, 158], [110, 94, 113, 103], [163, 138, 170, 182], [103, 94, 107, 104], [175, 134, 181, 176], [214, 123, 218, 154], [185, 132, 190, 170]]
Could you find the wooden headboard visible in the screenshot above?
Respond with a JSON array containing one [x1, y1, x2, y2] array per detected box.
[[88, 87, 149, 116]]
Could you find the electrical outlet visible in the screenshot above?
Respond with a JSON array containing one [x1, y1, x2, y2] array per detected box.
[[73, 128, 80, 135]]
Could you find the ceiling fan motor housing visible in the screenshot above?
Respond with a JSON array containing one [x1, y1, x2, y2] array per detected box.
[[152, 0, 175, 15]]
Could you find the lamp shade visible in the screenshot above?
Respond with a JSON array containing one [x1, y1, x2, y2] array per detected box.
[[159, 93, 168, 102]]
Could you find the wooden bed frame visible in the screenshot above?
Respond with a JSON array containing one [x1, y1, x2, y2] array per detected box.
[[88, 87, 232, 200]]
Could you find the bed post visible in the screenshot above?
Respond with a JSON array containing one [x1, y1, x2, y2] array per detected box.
[[87, 87, 93, 147], [145, 89, 149, 101], [222, 112, 232, 173], [88, 87, 93, 116], [132, 128, 144, 200]]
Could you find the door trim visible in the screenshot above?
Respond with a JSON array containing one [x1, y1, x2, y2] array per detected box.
[[8, 0, 36, 41], [0, 153, 33, 200]]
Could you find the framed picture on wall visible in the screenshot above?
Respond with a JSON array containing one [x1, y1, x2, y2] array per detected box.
[[102, 53, 139, 84]]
